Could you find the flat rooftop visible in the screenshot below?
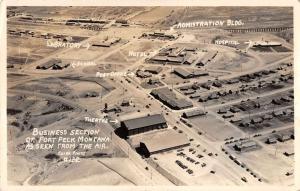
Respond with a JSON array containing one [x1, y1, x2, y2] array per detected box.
[[121, 114, 167, 130]]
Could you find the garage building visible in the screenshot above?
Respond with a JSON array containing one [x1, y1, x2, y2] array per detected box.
[[140, 130, 190, 157]]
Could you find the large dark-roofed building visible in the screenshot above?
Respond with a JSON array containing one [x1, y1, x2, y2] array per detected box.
[[174, 68, 192, 78], [119, 114, 167, 137], [36, 58, 69, 70], [173, 68, 209, 79], [151, 87, 193, 110]]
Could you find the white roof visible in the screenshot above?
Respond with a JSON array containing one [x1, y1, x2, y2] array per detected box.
[[141, 130, 190, 153]]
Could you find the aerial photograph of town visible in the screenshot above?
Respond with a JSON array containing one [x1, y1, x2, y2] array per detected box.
[[5, 6, 294, 188]]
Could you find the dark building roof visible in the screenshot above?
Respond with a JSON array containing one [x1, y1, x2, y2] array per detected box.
[[167, 56, 184, 63], [144, 66, 163, 74], [183, 55, 196, 65], [174, 68, 192, 78], [151, 56, 168, 62], [175, 99, 193, 109], [151, 87, 193, 110], [121, 114, 166, 130], [189, 92, 202, 99], [174, 68, 209, 79], [39, 59, 62, 69]]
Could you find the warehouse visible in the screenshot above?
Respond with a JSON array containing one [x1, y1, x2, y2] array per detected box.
[[92, 37, 121, 47], [66, 19, 107, 25], [36, 59, 65, 70], [183, 56, 196, 65], [150, 55, 183, 64], [116, 19, 128, 24], [150, 55, 168, 62], [189, 92, 202, 99], [151, 87, 193, 110], [119, 114, 167, 137], [182, 109, 207, 118], [142, 31, 179, 40], [139, 130, 190, 157], [173, 68, 209, 79], [144, 66, 163, 74], [167, 57, 184, 64], [183, 89, 196, 95], [234, 140, 258, 152], [174, 68, 191, 78]]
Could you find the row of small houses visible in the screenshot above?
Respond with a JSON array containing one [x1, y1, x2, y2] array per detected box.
[[224, 27, 293, 33], [179, 80, 223, 93], [195, 79, 292, 103], [78, 19, 129, 31], [65, 19, 108, 26], [178, 68, 279, 94], [141, 31, 179, 41], [236, 108, 294, 127], [149, 48, 218, 66], [217, 95, 294, 115], [80, 24, 106, 31], [8, 29, 74, 42], [266, 131, 294, 144]]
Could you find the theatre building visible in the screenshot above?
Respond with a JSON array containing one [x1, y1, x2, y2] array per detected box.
[[119, 114, 167, 137]]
